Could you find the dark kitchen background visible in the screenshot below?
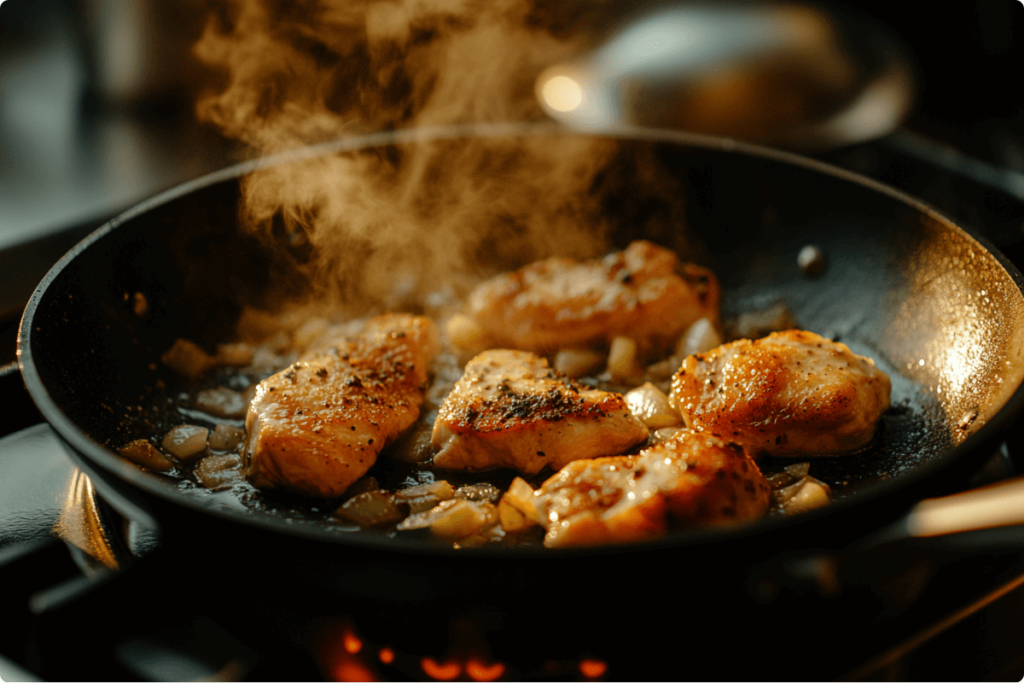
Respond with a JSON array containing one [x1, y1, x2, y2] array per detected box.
[[2, 0, 1024, 681]]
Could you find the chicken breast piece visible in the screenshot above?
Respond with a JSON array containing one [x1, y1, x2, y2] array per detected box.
[[432, 349, 649, 474], [531, 430, 770, 548], [670, 330, 892, 457], [245, 314, 439, 498], [466, 240, 718, 358]]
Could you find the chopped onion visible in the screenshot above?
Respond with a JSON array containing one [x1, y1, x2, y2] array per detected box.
[[454, 527, 505, 549], [554, 349, 605, 378], [773, 475, 832, 514], [625, 382, 682, 429], [195, 388, 248, 419], [208, 424, 244, 451], [498, 498, 533, 533], [785, 462, 811, 479], [395, 480, 455, 501], [779, 478, 832, 514], [675, 318, 722, 359], [194, 452, 243, 490], [118, 439, 175, 472], [405, 494, 445, 514], [216, 342, 254, 367], [500, 477, 541, 525], [652, 427, 685, 444], [607, 336, 643, 384], [334, 491, 408, 528], [161, 425, 209, 463], [161, 339, 215, 379], [398, 499, 498, 539], [455, 483, 502, 504]]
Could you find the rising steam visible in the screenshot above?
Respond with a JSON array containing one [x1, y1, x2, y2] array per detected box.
[[193, 0, 681, 314]]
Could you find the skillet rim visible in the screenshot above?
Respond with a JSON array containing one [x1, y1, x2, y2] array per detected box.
[[17, 122, 1024, 558]]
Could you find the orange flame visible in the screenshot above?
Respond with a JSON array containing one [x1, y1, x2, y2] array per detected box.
[[343, 630, 363, 655], [331, 654, 378, 683], [580, 659, 608, 679], [466, 659, 506, 681], [422, 657, 461, 681]]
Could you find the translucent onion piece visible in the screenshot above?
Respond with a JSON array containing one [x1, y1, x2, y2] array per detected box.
[[161, 425, 209, 463], [161, 339, 215, 379], [625, 382, 682, 429], [395, 480, 455, 501], [398, 499, 498, 539], [766, 462, 811, 490], [195, 388, 248, 419], [773, 475, 832, 512], [455, 483, 502, 504], [607, 336, 643, 384], [118, 439, 175, 472], [500, 477, 541, 525], [652, 427, 685, 444], [498, 497, 534, 533], [554, 348, 605, 378], [676, 317, 722, 359], [194, 452, 243, 490], [334, 491, 408, 529], [406, 494, 444, 514], [780, 478, 831, 514], [785, 462, 811, 479], [208, 424, 245, 451]]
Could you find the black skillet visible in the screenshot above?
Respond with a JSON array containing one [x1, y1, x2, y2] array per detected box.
[[17, 124, 1024, 609]]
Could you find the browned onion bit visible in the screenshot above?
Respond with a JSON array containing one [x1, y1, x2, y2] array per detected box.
[[118, 439, 175, 472], [209, 424, 245, 451], [455, 483, 502, 504], [194, 452, 243, 490], [334, 491, 408, 528], [195, 388, 248, 419]]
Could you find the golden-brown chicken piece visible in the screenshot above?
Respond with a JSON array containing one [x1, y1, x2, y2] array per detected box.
[[531, 430, 770, 548], [245, 314, 439, 498], [466, 240, 718, 359], [431, 349, 649, 474], [670, 330, 891, 457]]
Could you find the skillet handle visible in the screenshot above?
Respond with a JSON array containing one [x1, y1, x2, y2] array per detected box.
[[901, 475, 1024, 543], [853, 469, 1024, 555]]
